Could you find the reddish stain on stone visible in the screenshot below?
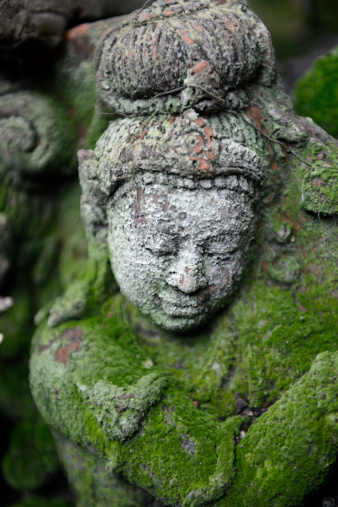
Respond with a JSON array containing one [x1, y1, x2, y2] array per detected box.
[[246, 106, 263, 130], [224, 18, 238, 35], [54, 327, 83, 365], [204, 125, 216, 160], [194, 134, 204, 154], [180, 29, 195, 46], [66, 23, 90, 40], [192, 60, 213, 76], [193, 22, 203, 32], [296, 301, 308, 313], [189, 156, 210, 170]]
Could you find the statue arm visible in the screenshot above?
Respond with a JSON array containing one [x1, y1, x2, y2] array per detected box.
[[30, 317, 338, 506]]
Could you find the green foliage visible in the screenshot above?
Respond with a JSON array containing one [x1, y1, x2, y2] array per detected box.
[[0, 286, 34, 360], [13, 496, 71, 507], [293, 47, 338, 139], [2, 419, 60, 491], [0, 364, 34, 420]]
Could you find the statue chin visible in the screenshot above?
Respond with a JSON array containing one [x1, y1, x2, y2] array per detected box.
[[141, 299, 229, 332]]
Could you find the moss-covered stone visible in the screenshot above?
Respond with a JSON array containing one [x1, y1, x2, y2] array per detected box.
[[220, 352, 338, 506], [298, 141, 338, 215], [29, 124, 338, 503]]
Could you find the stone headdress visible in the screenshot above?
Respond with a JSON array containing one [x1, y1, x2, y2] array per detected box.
[[79, 0, 289, 244]]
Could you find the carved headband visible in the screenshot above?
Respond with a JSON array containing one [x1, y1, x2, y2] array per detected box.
[[80, 111, 268, 193]]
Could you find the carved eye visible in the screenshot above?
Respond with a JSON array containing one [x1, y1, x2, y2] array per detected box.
[[143, 237, 178, 256], [205, 237, 238, 259]]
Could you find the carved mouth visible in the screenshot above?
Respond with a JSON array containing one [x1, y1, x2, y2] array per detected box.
[[161, 302, 205, 318]]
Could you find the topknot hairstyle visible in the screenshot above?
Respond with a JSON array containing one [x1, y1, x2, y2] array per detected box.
[[95, 0, 276, 115]]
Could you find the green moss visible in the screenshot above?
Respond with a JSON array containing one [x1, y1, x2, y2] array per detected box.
[[293, 47, 338, 139], [299, 141, 338, 215], [220, 352, 338, 506]]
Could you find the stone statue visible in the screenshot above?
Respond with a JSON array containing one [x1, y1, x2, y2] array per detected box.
[[30, 1, 338, 505]]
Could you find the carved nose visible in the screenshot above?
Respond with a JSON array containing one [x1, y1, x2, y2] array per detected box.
[[166, 249, 207, 294]]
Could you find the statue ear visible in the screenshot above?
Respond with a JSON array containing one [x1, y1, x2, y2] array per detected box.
[[78, 149, 108, 244]]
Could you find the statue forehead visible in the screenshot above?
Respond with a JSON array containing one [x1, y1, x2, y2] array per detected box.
[[110, 182, 254, 242]]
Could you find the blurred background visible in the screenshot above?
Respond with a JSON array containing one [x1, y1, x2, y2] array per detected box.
[[0, 0, 337, 506]]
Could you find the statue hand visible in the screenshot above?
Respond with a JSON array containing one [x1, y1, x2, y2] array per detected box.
[[224, 351, 338, 506], [44, 279, 89, 328], [35, 245, 114, 328], [77, 373, 167, 442]]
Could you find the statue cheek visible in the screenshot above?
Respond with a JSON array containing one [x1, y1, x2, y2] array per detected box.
[[208, 266, 231, 294]]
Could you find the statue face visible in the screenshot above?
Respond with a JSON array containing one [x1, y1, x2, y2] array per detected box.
[[107, 180, 254, 331]]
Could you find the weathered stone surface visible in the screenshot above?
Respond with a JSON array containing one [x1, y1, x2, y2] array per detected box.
[[0, 0, 72, 53], [0, 0, 154, 58], [29, 1, 338, 505], [96, 0, 275, 115]]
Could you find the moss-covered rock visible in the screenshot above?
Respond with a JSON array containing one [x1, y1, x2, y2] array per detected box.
[[220, 352, 338, 507]]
